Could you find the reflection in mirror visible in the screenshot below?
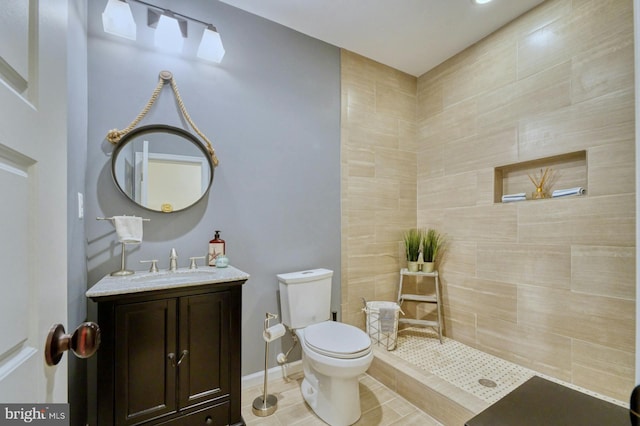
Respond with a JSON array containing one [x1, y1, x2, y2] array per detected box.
[[112, 125, 214, 212]]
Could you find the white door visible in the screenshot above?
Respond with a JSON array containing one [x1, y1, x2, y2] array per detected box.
[[0, 0, 69, 402]]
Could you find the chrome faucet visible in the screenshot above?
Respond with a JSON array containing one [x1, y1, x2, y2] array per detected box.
[[169, 248, 178, 271]]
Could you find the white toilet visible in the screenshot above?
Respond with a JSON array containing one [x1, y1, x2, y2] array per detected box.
[[278, 268, 373, 426]]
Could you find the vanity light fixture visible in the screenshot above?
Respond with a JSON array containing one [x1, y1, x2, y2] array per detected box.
[[101, 0, 226, 64], [197, 25, 226, 63], [473, 0, 494, 4], [148, 9, 187, 54], [102, 0, 137, 40]]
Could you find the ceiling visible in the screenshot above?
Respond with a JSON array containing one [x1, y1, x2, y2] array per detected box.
[[220, 0, 546, 77]]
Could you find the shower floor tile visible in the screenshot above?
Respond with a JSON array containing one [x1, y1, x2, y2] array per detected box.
[[391, 327, 625, 407]]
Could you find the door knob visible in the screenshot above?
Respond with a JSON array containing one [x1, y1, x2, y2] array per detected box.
[[45, 322, 101, 366]]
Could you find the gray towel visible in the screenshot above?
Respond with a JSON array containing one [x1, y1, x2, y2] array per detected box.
[[378, 307, 396, 333]]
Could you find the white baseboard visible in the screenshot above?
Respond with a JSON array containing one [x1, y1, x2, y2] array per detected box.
[[241, 360, 303, 389]]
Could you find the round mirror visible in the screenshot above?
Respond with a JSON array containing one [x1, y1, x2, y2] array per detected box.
[[111, 125, 214, 213]]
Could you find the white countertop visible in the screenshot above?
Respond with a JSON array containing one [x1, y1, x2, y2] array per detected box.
[[86, 265, 250, 299]]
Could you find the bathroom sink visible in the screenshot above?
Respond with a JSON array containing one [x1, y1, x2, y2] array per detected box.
[[128, 268, 216, 284], [86, 265, 250, 299]]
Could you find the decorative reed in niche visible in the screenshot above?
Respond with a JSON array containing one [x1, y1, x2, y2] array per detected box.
[[528, 167, 555, 199]]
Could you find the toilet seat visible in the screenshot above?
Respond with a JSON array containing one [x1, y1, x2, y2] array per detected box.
[[303, 321, 371, 359]]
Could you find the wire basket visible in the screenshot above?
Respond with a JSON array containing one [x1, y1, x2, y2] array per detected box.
[[363, 301, 401, 351]]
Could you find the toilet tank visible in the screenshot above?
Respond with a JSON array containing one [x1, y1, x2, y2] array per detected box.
[[278, 268, 333, 329]]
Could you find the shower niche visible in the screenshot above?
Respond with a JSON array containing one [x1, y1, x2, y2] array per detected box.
[[494, 150, 587, 203]]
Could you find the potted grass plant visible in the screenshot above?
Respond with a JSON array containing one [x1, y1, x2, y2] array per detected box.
[[422, 228, 445, 272], [403, 228, 423, 272]]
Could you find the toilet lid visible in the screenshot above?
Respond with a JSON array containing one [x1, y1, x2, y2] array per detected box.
[[304, 321, 371, 359]]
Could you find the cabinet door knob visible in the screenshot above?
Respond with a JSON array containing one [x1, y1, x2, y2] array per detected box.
[[177, 349, 189, 366], [167, 350, 189, 367], [205, 415, 213, 424]]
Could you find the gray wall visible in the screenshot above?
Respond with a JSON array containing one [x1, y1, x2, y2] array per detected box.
[[67, 0, 88, 424], [85, 0, 341, 377]]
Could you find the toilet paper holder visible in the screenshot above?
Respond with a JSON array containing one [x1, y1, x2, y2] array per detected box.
[[252, 312, 280, 417]]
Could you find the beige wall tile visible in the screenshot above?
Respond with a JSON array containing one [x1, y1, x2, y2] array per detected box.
[[510, 0, 572, 40], [398, 119, 418, 153], [571, 245, 635, 299], [444, 128, 518, 176], [377, 209, 417, 229], [417, 172, 478, 211], [440, 272, 517, 323], [476, 169, 496, 205], [416, 208, 446, 233], [376, 82, 416, 122], [477, 243, 571, 289], [437, 241, 477, 278], [588, 140, 636, 196], [395, 369, 476, 426], [476, 316, 572, 381], [426, 97, 478, 145], [572, 363, 634, 402], [477, 61, 571, 133], [440, 303, 477, 346], [344, 81, 375, 113], [572, 339, 634, 401], [342, 52, 418, 324], [375, 147, 417, 181], [519, 88, 634, 159], [345, 145, 375, 178], [442, 39, 517, 108], [570, 0, 633, 59], [518, 285, 634, 352], [443, 205, 518, 243], [517, 194, 635, 247], [572, 338, 634, 379], [517, 11, 573, 79], [346, 109, 400, 141], [346, 177, 400, 211], [516, 0, 632, 79], [417, 78, 443, 122], [416, 136, 445, 179], [346, 124, 399, 150], [571, 33, 634, 103], [368, 356, 397, 391]]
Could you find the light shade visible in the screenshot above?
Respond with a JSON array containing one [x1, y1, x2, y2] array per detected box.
[[473, 0, 493, 4], [102, 0, 136, 40], [197, 26, 225, 63], [154, 13, 186, 54]]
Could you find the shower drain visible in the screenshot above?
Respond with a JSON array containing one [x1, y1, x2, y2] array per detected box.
[[478, 378, 497, 388]]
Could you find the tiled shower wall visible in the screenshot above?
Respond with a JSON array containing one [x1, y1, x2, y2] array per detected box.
[[341, 50, 418, 327], [342, 0, 635, 401]]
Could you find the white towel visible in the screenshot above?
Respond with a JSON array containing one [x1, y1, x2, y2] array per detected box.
[[501, 193, 527, 203], [378, 307, 396, 334], [552, 187, 586, 198], [113, 216, 143, 243]]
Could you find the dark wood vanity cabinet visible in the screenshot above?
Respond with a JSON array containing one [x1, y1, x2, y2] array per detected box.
[[91, 279, 246, 426]]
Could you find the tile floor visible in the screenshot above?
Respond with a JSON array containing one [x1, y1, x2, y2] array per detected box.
[[394, 327, 534, 404], [392, 327, 625, 407], [241, 372, 443, 425]]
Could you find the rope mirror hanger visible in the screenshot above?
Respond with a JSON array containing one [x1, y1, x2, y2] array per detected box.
[[106, 70, 219, 167]]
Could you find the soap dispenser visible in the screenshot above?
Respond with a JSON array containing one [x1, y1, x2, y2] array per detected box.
[[208, 230, 225, 266]]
